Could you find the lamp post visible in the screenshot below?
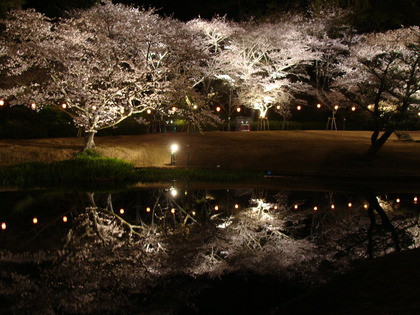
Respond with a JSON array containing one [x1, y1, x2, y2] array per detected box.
[[170, 143, 179, 165]]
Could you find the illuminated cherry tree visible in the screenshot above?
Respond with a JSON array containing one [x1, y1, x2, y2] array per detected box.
[[336, 27, 420, 155], [0, 3, 208, 149], [197, 16, 320, 130]]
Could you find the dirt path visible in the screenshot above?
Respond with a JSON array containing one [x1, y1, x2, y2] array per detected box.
[[1, 131, 419, 177]]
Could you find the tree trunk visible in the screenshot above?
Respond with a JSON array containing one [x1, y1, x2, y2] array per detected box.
[[366, 129, 394, 157], [84, 130, 97, 151]]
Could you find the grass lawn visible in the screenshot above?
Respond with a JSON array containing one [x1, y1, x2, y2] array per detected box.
[[0, 130, 419, 178]]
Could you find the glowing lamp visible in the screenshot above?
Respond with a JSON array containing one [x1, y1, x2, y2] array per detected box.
[[274, 205, 278, 210], [334, 105, 339, 110], [193, 105, 198, 110], [170, 188, 178, 197], [294, 204, 299, 209], [418, 112, 420, 116], [119, 208, 125, 214], [364, 203, 369, 209], [192, 211, 196, 216], [171, 106, 177, 111], [216, 106, 221, 112], [62, 216, 68, 223], [236, 107, 241, 112], [33, 217, 38, 224], [396, 198, 401, 203], [91, 105, 97, 110], [368, 105, 373, 110], [171, 208, 176, 214], [214, 205, 219, 211], [276, 105, 281, 110], [348, 202, 352, 208], [61, 103, 67, 109], [330, 204, 335, 209], [234, 204, 239, 209], [1, 222, 6, 230], [313, 206, 318, 211], [146, 109, 152, 114], [296, 106, 301, 111], [30, 103, 36, 110], [170, 143, 179, 153], [316, 103, 321, 109], [414, 197, 418, 203], [0, 99, 4, 106], [146, 207, 151, 213], [351, 106, 356, 111]]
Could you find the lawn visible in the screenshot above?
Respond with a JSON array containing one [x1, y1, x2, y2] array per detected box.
[[0, 131, 419, 178]]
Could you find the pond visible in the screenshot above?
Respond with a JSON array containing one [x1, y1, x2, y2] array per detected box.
[[0, 181, 419, 313]]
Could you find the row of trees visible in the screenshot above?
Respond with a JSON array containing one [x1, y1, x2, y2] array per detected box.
[[0, 2, 419, 153]]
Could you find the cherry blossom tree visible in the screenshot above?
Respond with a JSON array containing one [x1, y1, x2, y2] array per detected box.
[[0, 3, 209, 150], [336, 27, 420, 156]]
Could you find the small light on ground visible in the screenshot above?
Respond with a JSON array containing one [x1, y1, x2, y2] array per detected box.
[[33, 217, 38, 224], [119, 208, 125, 214]]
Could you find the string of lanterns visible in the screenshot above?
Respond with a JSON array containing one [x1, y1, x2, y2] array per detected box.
[[1, 196, 417, 231]]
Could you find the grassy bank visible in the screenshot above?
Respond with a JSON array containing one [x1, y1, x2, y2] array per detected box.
[[0, 151, 265, 188]]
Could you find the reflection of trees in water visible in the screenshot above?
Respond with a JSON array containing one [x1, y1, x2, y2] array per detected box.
[[0, 189, 419, 313]]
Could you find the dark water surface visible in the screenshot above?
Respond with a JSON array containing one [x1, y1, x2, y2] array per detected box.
[[0, 182, 419, 313]]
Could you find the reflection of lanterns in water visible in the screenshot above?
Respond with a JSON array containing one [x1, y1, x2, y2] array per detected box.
[[214, 205, 219, 211], [294, 204, 299, 209], [146, 207, 151, 213], [234, 204, 239, 209], [62, 216, 68, 223], [119, 208, 125, 214], [330, 204, 335, 209], [33, 217, 38, 224], [313, 206, 318, 211], [348, 202, 352, 208], [1, 222, 6, 230], [171, 208, 176, 214]]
